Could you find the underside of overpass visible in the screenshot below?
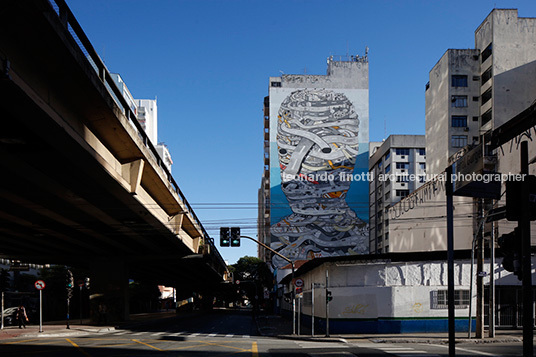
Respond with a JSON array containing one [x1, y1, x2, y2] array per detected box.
[[0, 0, 227, 317]]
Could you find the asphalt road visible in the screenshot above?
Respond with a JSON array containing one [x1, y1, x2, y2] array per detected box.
[[0, 310, 530, 356]]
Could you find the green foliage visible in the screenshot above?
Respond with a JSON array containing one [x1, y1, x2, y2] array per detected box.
[[232, 256, 273, 289]]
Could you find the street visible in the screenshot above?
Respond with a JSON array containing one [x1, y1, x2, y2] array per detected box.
[[0, 310, 531, 356]]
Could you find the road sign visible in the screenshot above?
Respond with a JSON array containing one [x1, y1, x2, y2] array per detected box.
[[235, 279, 240, 285], [296, 287, 303, 294], [294, 278, 304, 288], [34, 280, 45, 290]]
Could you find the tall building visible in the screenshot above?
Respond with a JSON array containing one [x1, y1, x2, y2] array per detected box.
[[425, 49, 481, 175], [259, 55, 370, 268], [368, 135, 426, 254], [388, 9, 536, 253]]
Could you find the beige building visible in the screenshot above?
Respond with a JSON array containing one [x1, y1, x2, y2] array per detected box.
[[389, 9, 536, 253]]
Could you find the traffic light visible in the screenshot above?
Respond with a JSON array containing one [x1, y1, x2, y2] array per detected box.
[[84, 277, 90, 290], [506, 175, 536, 221], [230, 227, 241, 247], [326, 290, 333, 303], [66, 270, 74, 288], [0, 268, 10, 292], [498, 228, 522, 280], [220, 227, 230, 247]]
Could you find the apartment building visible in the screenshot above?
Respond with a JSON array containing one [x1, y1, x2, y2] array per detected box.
[[369, 135, 426, 253]]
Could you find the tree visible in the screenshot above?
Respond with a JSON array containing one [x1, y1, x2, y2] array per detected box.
[[231, 256, 273, 310]]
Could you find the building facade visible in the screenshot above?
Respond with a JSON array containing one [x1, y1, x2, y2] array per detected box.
[[260, 55, 370, 268], [282, 253, 536, 333], [389, 9, 536, 254], [425, 49, 481, 175], [368, 135, 426, 254]]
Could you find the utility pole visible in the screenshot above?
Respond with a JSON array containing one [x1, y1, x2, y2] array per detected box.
[[476, 199, 485, 339], [238, 235, 296, 335], [325, 269, 330, 337], [520, 141, 533, 357]]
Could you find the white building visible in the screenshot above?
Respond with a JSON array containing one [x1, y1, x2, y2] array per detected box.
[[368, 135, 426, 254], [281, 253, 536, 333], [109, 74, 173, 172]]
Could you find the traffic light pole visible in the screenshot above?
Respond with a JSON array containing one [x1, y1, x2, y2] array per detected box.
[[520, 141, 533, 357], [239, 235, 296, 335]]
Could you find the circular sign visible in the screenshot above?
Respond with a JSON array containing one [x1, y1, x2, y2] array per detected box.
[[34, 280, 45, 290], [294, 278, 304, 288], [235, 279, 240, 285]]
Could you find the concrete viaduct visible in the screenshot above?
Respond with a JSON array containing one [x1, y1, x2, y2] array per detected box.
[[0, 0, 228, 321]]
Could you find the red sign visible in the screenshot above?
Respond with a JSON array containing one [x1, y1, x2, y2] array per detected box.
[[235, 280, 240, 285], [34, 280, 45, 290], [296, 287, 303, 294]]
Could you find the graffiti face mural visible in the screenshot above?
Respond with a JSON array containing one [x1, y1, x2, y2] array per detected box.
[[270, 89, 368, 267]]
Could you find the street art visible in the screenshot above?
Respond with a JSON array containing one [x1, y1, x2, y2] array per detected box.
[[270, 89, 368, 267]]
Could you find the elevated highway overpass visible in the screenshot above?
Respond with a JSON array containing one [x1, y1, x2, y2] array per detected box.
[[0, 0, 228, 321]]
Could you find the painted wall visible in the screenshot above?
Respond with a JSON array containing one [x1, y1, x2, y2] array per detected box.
[[268, 58, 370, 268], [286, 258, 536, 334]]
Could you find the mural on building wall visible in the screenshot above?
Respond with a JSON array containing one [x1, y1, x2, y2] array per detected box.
[[270, 89, 368, 267]]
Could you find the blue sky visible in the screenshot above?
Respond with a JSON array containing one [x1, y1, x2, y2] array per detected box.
[[67, 0, 536, 264]]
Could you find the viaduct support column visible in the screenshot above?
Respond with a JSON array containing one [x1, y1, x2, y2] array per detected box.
[[89, 259, 129, 324]]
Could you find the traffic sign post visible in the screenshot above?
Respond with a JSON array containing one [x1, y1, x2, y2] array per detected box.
[[34, 280, 45, 333]]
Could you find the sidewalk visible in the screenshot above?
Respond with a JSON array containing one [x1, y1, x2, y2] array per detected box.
[[0, 310, 185, 340], [255, 313, 526, 344]]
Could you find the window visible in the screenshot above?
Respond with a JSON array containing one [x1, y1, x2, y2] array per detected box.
[[482, 88, 492, 105], [452, 75, 468, 87], [452, 135, 468, 148], [472, 96, 479, 102], [378, 161, 383, 169], [395, 148, 410, 156], [396, 175, 409, 183], [418, 175, 425, 183], [432, 290, 470, 309], [385, 150, 391, 160], [270, 81, 281, 87], [481, 43, 492, 63], [451, 95, 467, 108], [385, 191, 390, 200], [482, 109, 492, 125], [482, 66, 492, 84], [418, 148, 426, 155], [419, 163, 426, 170], [385, 177, 390, 186], [473, 136, 479, 144], [472, 76, 480, 81], [385, 164, 391, 173], [396, 189, 409, 197], [452, 116, 468, 127], [396, 162, 408, 170], [472, 116, 479, 122]]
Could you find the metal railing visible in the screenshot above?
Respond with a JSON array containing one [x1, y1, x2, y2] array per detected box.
[[44, 0, 225, 268]]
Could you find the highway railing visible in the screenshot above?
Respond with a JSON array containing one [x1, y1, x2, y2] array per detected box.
[[44, 0, 226, 269]]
